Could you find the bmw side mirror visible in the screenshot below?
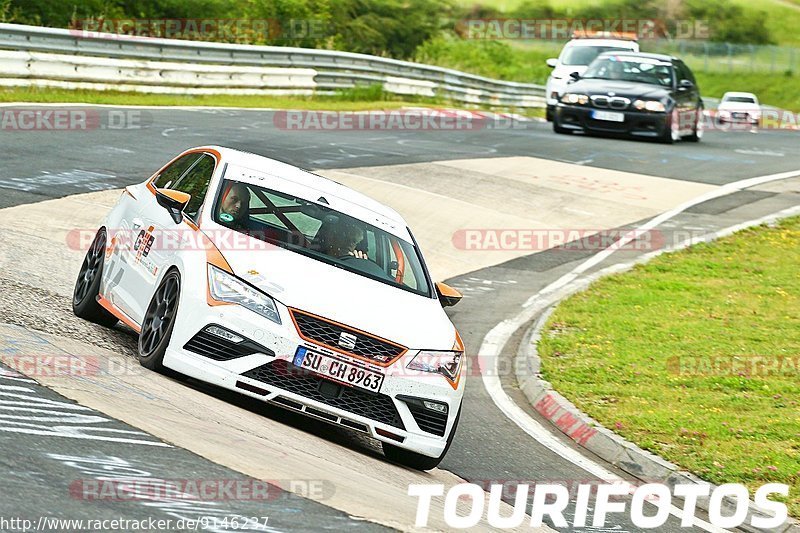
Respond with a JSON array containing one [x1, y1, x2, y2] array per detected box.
[[155, 189, 190, 224], [569, 71, 581, 81], [678, 79, 694, 91], [435, 282, 462, 308], [546, 58, 558, 68]]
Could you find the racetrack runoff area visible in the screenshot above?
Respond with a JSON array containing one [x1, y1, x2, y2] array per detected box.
[[2, 107, 800, 530]]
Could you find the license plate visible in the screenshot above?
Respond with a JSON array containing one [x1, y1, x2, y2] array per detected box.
[[591, 110, 625, 122], [296, 348, 384, 392]]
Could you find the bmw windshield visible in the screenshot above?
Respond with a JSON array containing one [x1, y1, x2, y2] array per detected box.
[[212, 178, 432, 297], [582, 56, 674, 87]]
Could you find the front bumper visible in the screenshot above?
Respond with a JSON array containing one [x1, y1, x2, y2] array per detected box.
[[163, 298, 463, 458], [555, 104, 668, 138]]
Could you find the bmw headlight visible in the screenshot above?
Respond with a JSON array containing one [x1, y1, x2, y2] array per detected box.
[[633, 100, 666, 112], [207, 264, 281, 324], [407, 350, 463, 383], [561, 93, 589, 105]]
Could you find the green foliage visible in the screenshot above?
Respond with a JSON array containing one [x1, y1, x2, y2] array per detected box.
[[414, 34, 557, 82], [684, 0, 773, 44]]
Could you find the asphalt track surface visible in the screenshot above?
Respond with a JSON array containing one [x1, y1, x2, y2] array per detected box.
[[2, 106, 800, 532]]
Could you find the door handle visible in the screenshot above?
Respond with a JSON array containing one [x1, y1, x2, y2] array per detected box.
[[132, 218, 143, 230]]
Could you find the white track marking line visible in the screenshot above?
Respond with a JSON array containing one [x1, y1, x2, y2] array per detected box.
[[523, 168, 800, 308], [479, 168, 800, 532]]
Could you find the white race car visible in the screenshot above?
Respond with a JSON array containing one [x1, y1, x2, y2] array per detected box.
[[73, 146, 465, 470], [717, 91, 761, 126]]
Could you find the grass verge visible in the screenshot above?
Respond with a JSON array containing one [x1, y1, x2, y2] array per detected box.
[[0, 86, 545, 119], [538, 216, 800, 517]]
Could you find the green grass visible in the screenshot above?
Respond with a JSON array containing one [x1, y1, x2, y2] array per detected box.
[[0, 86, 429, 110], [451, 0, 800, 46], [538, 216, 800, 518], [694, 71, 800, 111], [0, 86, 546, 118], [729, 0, 800, 45]]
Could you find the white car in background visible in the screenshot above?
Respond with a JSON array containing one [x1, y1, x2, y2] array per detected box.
[[717, 92, 761, 126], [72, 146, 465, 470], [545, 32, 640, 121]]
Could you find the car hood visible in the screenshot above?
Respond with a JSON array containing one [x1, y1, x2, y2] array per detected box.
[[212, 234, 456, 351], [567, 79, 672, 100]]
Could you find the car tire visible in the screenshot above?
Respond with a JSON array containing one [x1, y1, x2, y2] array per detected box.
[[684, 106, 703, 142], [545, 106, 554, 122], [382, 404, 461, 471], [138, 270, 181, 371], [72, 228, 118, 328], [660, 108, 680, 144]]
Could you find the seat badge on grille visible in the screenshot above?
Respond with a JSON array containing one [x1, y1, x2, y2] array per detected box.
[[338, 332, 357, 350]]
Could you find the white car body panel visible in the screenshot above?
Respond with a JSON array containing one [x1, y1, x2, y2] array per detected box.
[[89, 146, 464, 460]]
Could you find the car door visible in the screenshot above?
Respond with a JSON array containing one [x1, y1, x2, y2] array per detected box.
[[104, 152, 203, 324], [133, 152, 218, 317], [673, 60, 700, 132]]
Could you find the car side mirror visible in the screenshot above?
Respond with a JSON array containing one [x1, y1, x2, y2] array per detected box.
[[435, 282, 462, 308], [546, 58, 558, 68], [678, 79, 694, 91], [569, 71, 581, 81], [155, 189, 190, 224]]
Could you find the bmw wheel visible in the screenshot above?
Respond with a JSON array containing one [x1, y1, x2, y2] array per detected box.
[[72, 228, 118, 327], [138, 270, 181, 371], [684, 106, 704, 142]]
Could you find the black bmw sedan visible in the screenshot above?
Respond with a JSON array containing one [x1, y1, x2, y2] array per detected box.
[[553, 52, 704, 143]]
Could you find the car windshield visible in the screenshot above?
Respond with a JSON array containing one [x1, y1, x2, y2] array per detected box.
[[561, 46, 633, 66], [212, 179, 432, 297], [724, 96, 757, 103], [582, 56, 674, 86]]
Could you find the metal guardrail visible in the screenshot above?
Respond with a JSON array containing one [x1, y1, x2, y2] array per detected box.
[[0, 23, 546, 107]]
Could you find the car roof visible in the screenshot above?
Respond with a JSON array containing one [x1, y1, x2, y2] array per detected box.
[[722, 91, 758, 98], [597, 51, 676, 62], [200, 145, 408, 227], [565, 38, 638, 48]]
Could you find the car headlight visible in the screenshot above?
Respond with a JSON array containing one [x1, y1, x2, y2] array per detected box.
[[561, 93, 589, 105], [633, 100, 666, 112], [207, 264, 281, 324], [407, 350, 464, 383]]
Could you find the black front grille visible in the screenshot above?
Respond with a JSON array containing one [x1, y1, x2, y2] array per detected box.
[[184, 327, 274, 361], [242, 359, 405, 430], [290, 309, 405, 364], [402, 398, 448, 437]]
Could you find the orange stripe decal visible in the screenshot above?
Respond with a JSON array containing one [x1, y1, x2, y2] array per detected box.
[[97, 295, 141, 333]]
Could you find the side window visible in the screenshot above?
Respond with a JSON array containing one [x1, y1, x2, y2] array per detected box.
[[173, 154, 216, 220], [683, 63, 697, 85], [675, 61, 694, 84], [152, 153, 200, 189]]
